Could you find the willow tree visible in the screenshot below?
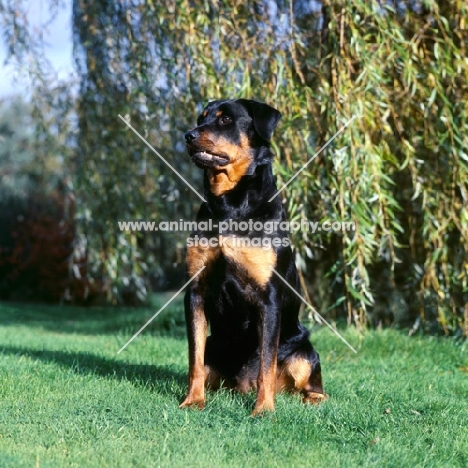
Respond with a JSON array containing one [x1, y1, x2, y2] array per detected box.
[[71, 0, 468, 333], [2, 0, 467, 334]]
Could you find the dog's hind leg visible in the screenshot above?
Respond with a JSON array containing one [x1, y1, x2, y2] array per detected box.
[[277, 346, 328, 404], [301, 357, 328, 404]]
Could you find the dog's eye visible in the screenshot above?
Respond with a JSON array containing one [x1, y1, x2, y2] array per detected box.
[[220, 116, 232, 124]]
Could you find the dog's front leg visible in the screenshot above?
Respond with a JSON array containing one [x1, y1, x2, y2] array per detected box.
[[252, 294, 280, 416], [179, 288, 207, 409]]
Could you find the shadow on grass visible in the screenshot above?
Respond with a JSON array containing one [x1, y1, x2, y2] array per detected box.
[[0, 294, 186, 337], [0, 346, 187, 400], [0, 346, 263, 412]]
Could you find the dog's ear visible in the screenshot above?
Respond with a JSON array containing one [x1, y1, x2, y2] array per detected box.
[[237, 99, 282, 142]]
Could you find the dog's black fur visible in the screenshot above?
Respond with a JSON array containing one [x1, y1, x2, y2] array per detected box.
[[180, 99, 326, 415]]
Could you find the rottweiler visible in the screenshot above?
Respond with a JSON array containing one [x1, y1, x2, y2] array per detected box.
[[180, 98, 327, 415]]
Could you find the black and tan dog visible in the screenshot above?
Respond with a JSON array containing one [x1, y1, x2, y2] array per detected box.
[[180, 98, 326, 415]]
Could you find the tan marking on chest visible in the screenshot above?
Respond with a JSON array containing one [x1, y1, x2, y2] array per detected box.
[[220, 236, 276, 287], [186, 243, 221, 277]]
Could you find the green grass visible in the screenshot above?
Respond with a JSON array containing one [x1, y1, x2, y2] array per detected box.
[[0, 298, 467, 468]]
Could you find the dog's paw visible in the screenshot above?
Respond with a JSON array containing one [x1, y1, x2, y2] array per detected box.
[[251, 400, 275, 417], [179, 396, 205, 410], [302, 392, 329, 405]]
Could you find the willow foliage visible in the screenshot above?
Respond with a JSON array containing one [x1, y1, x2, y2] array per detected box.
[[1, 0, 467, 334]]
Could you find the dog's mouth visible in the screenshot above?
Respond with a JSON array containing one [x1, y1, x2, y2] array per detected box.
[[189, 150, 230, 168]]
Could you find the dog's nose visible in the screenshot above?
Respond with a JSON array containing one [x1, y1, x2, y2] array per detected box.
[[184, 130, 199, 143]]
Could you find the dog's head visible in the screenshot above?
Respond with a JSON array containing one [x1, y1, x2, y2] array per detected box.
[[184, 99, 281, 196]]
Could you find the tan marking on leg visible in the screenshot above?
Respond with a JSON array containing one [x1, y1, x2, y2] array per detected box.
[[288, 357, 312, 390], [221, 236, 276, 287], [252, 360, 277, 416], [186, 243, 220, 277], [276, 357, 313, 392], [179, 306, 207, 409], [182, 244, 218, 408], [279, 356, 328, 404]]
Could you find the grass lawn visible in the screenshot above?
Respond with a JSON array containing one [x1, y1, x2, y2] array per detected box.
[[0, 297, 467, 468]]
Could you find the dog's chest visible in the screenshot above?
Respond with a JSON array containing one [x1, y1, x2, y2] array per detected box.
[[186, 235, 276, 288]]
